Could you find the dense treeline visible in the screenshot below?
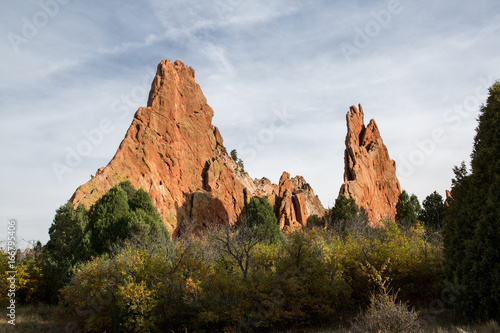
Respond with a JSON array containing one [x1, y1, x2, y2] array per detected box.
[[56, 220, 442, 332]]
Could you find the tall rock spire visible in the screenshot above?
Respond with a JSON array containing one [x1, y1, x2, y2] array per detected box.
[[339, 104, 401, 224]]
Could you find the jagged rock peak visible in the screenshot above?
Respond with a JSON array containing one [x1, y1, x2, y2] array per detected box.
[[70, 59, 325, 235], [339, 104, 401, 225], [71, 59, 245, 234]]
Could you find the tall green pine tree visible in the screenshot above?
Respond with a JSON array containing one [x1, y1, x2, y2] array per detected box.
[[420, 191, 446, 230], [395, 190, 421, 226], [443, 81, 500, 321]]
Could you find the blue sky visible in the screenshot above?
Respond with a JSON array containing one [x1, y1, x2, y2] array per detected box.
[[1, 0, 500, 247]]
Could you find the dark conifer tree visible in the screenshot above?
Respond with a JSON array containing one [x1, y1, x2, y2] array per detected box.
[[443, 81, 500, 320]]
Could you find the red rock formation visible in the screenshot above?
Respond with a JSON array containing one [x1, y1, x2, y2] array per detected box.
[[71, 60, 249, 233], [250, 172, 325, 230], [445, 190, 453, 207], [290, 175, 325, 223], [71, 59, 325, 234], [339, 104, 401, 225]]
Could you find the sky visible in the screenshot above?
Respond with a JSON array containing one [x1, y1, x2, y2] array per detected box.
[[1, 0, 499, 248]]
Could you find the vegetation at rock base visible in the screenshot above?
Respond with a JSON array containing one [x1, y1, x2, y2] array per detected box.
[[51, 221, 443, 332], [12, 181, 170, 305], [396, 190, 422, 226], [326, 194, 368, 235]]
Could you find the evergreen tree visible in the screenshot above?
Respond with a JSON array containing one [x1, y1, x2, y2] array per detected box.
[[87, 181, 169, 256], [420, 191, 446, 230], [43, 203, 89, 302], [395, 190, 421, 226], [443, 81, 500, 321], [88, 185, 131, 256], [230, 149, 238, 162], [44, 204, 88, 273], [327, 194, 368, 234], [43, 181, 170, 299], [243, 197, 283, 244], [331, 194, 359, 222]]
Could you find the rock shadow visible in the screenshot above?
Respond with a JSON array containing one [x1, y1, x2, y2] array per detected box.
[[175, 190, 230, 238]]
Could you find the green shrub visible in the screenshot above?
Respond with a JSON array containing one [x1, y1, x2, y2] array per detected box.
[[306, 214, 324, 228]]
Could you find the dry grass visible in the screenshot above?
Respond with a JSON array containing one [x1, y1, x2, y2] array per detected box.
[[282, 321, 499, 333], [0, 304, 62, 333], [2, 305, 498, 333], [287, 320, 500, 333]]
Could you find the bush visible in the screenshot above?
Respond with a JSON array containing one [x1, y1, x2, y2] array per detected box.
[[57, 245, 164, 332], [273, 229, 353, 327], [306, 214, 324, 228], [350, 276, 421, 333]]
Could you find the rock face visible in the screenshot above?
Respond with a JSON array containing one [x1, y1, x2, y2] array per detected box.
[[70, 59, 324, 234], [445, 190, 453, 207], [247, 172, 325, 230], [338, 104, 401, 225]]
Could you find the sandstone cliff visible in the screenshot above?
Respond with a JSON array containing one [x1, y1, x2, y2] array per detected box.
[[70, 59, 324, 234], [338, 104, 401, 225]]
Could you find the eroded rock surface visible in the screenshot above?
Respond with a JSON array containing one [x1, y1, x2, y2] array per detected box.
[[339, 104, 401, 224], [71, 59, 324, 234]]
